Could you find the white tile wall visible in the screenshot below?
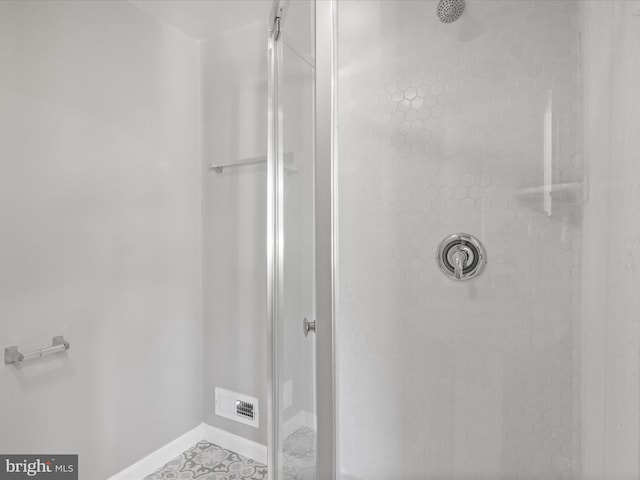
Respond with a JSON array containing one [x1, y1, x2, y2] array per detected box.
[[581, 1, 640, 477], [336, 1, 582, 478]]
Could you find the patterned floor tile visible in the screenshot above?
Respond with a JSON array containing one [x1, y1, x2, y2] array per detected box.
[[144, 441, 267, 480], [145, 427, 317, 480]]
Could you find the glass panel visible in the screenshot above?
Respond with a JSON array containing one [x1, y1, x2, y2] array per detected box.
[[281, 0, 315, 66], [274, 2, 317, 479], [332, 0, 640, 478], [580, 2, 640, 477]]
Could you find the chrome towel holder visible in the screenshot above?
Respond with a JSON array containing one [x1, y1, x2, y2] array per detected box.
[[4, 336, 70, 365]]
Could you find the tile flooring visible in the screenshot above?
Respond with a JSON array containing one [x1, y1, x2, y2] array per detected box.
[[144, 441, 267, 480], [145, 427, 315, 480]]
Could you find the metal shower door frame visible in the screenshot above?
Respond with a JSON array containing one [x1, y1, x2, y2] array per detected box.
[[314, 1, 338, 479], [266, 2, 284, 478]]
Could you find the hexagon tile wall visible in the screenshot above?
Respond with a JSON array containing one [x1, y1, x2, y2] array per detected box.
[[336, 1, 581, 478]]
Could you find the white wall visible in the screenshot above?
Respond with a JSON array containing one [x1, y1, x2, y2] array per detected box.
[[581, 1, 640, 477], [201, 19, 269, 446], [337, 1, 581, 478], [0, 1, 202, 478]]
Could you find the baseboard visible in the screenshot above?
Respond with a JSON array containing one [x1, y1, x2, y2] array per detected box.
[[107, 422, 268, 479], [340, 472, 362, 480], [201, 423, 267, 465], [107, 424, 203, 480], [282, 409, 316, 439]]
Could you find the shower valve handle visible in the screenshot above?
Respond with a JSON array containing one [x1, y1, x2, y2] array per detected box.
[[436, 233, 487, 281], [451, 247, 468, 280]]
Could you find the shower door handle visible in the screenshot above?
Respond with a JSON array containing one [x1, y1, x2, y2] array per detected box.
[[303, 318, 316, 337]]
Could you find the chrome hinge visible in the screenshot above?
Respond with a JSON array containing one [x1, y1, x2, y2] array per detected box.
[[273, 17, 281, 40]]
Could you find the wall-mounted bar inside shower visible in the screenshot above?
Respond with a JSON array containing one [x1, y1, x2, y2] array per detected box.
[[209, 152, 294, 173]]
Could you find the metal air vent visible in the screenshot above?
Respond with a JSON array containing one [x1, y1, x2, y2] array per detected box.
[[215, 387, 259, 428], [236, 400, 255, 421]]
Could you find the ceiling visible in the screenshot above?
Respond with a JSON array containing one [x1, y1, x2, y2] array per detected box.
[[129, 0, 272, 41]]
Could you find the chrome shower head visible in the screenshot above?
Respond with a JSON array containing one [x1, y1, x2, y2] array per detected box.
[[437, 0, 465, 23]]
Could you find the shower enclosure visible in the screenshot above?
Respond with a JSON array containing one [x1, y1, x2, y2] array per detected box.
[[1, 0, 638, 478], [269, 0, 640, 479]]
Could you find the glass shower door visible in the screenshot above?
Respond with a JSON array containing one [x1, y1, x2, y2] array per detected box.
[[267, 1, 317, 479]]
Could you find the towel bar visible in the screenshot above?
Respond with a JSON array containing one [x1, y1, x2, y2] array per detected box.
[[4, 336, 70, 365]]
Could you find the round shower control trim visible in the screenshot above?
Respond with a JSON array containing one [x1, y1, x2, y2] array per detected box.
[[436, 233, 487, 281]]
